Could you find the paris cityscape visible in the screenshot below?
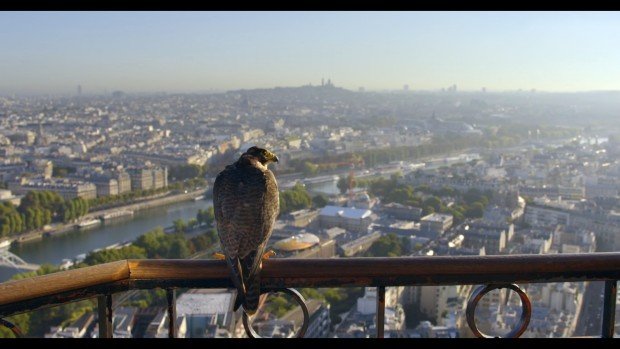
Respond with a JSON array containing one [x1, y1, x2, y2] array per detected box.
[[1, 11, 620, 338]]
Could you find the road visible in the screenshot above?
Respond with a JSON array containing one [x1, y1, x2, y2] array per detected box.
[[574, 281, 605, 337]]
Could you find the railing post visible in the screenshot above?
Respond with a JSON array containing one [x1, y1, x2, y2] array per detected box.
[[376, 286, 385, 338], [166, 288, 177, 338], [97, 294, 113, 338], [602, 280, 617, 338]]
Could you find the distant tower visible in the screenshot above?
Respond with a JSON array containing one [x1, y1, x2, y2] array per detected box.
[[321, 78, 324, 87], [77, 84, 82, 96], [403, 84, 409, 91], [36, 120, 47, 146]]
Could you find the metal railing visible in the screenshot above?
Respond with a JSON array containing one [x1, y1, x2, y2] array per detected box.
[[1, 253, 620, 338]]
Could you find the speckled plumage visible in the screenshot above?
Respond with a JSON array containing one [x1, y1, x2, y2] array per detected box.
[[213, 147, 279, 314]]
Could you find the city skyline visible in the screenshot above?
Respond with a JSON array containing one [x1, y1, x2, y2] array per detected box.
[[1, 11, 620, 95]]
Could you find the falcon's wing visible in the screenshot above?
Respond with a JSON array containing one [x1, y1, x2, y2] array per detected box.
[[214, 164, 279, 277], [214, 163, 279, 313], [239, 168, 279, 279], [213, 164, 242, 259], [213, 164, 248, 306]]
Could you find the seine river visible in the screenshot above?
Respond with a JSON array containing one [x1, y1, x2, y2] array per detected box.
[[0, 199, 214, 282]]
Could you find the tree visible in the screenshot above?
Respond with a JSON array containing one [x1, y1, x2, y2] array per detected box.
[[199, 206, 215, 225], [134, 228, 164, 256], [463, 188, 489, 206], [84, 245, 147, 265], [365, 233, 403, 257], [279, 183, 312, 214], [188, 218, 198, 230], [385, 188, 413, 205], [169, 164, 204, 181], [33, 208, 43, 229], [189, 231, 216, 253], [196, 207, 215, 226], [302, 162, 319, 176], [168, 237, 190, 259], [423, 196, 442, 212], [390, 171, 403, 181], [0, 217, 10, 237], [465, 202, 485, 218], [43, 209, 52, 225], [25, 208, 36, 230], [312, 194, 329, 208], [196, 209, 205, 226], [173, 219, 187, 233]]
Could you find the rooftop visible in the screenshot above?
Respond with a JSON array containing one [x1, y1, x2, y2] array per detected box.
[[319, 205, 372, 220]]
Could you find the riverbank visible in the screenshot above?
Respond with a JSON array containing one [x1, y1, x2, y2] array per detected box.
[[1, 198, 213, 282], [58, 222, 214, 270], [10, 189, 207, 245]]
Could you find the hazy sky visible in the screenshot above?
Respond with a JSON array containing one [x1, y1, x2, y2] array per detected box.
[[1, 11, 620, 95]]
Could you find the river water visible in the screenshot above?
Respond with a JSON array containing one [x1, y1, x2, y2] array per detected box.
[[0, 199, 213, 282], [305, 180, 340, 195]]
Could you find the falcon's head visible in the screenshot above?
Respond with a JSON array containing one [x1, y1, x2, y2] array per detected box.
[[245, 146, 279, 165]]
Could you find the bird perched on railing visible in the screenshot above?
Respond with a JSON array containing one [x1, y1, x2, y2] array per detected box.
[[213, 146, 280, 315]]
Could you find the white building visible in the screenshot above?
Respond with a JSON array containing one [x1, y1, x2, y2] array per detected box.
[[420, 213, 453, 235], [319, 205, 373, 233], [357, 286, 404, 315], [175, 289, 236, 338]]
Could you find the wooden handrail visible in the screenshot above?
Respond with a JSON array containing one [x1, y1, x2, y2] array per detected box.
[[2, 253, 620, 311], [0, 260, 130, 305]]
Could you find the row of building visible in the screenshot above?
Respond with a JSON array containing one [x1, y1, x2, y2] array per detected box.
[[5, 166, 168, 201]]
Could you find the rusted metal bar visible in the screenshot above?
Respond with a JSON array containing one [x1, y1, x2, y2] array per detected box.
[[602, 280, 617, 338], [166, 288, 176, 338], [4, 254, 620, 307], [258, 254, 620, 287], [2, 254, 620, 320], [0, 317, 23, 337], [97, 294, 113, 338], [0, 281, 130, 318], [0, 260, 129, 306], [242, 288, 309, 338], [466, 284, 532, 338], [376, 286, 385, 338]]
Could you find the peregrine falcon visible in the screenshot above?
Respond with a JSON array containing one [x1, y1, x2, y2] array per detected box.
[[213, 146, 280, 315]]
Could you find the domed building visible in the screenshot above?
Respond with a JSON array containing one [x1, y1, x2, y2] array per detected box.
[[272, 233, 320, 253]]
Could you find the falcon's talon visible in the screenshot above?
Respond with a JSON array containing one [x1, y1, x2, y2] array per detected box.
[[262, 250, 276, 261], [212, 252, 226, 260]]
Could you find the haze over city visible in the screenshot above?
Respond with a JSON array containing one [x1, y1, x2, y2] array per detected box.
[[1, 11, 620, 95]]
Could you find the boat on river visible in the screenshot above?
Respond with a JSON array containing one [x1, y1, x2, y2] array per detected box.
[[0, 239, 10, 250], [100, 210, 134, 221], [76, 219, 102, 230]]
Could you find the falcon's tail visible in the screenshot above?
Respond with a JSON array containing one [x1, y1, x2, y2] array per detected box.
[[228, 257, 246, 312], [243, 272, 261, 315]]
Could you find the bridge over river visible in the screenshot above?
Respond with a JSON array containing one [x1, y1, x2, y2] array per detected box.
[[0, 248, 40, 271]]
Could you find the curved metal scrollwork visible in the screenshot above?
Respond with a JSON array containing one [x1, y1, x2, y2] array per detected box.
[[0, 318, 23, 338], [242, 287, 309, 338], [466, 283, 532, 338]]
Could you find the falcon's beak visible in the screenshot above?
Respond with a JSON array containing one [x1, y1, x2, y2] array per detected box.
[[267, 151, 279, 163]]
